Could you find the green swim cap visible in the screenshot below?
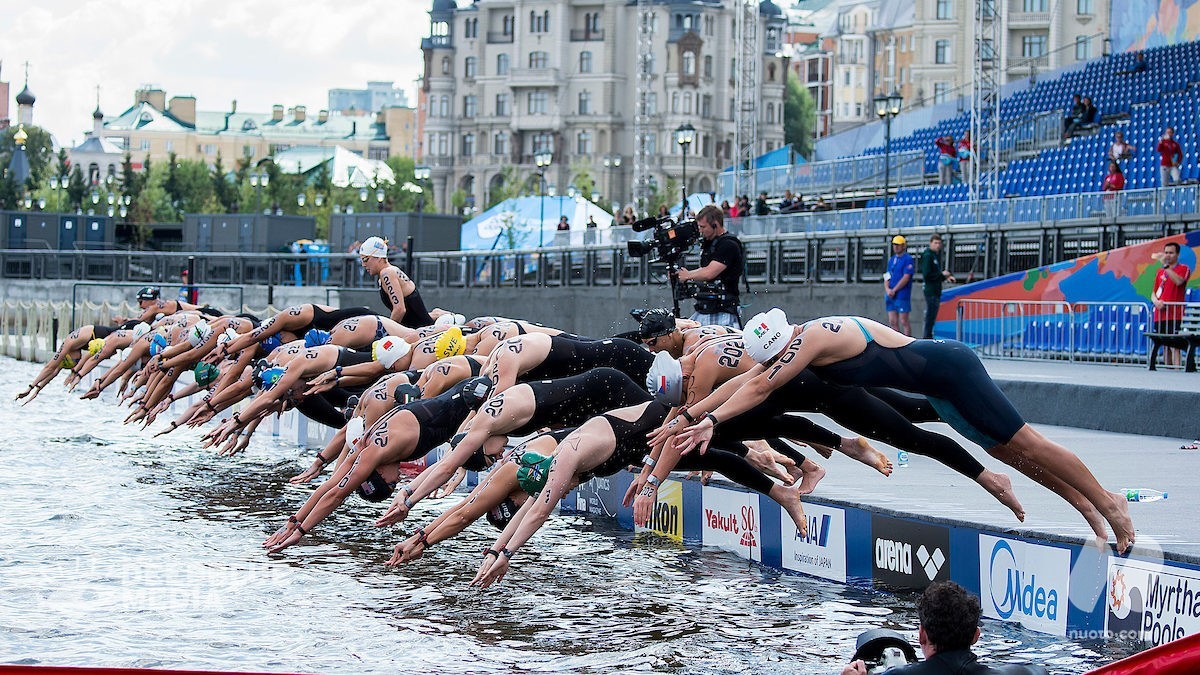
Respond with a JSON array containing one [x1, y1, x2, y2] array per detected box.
[[516, 451, 555, 496], [193, 361, 220, 387]]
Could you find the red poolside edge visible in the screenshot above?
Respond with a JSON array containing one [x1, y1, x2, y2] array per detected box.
[[1085, 632, 1200, 674]]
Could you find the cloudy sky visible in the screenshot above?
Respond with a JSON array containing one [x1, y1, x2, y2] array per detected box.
[[2, 0, 429, 147]]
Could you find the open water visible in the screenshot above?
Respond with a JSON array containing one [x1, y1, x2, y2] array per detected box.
[[0, 356, 1136, 674]]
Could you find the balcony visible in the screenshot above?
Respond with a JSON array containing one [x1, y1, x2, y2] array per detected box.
[[1008, 1, 1050, 25], [570, 28, 604, 41], [487, 31, 513, 44], [508, 67, 562, 88], [509, 112, 563, 132], [421, 36, 453, 50]]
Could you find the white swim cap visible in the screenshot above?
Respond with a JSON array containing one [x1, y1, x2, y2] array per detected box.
[[372, 337, 411, 369], [187, 321, 213, 348], [219, 328, 238, 344], [131, 322, 151, 340], [645, 351, 684, 407], [742, 308, 792, 364], [345, 416, 366, 448], [434, 313, 467, 327], [360, 236, 389, 258]]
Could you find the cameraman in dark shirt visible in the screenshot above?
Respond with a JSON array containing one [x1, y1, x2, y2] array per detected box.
[[842, 582, 1048, 675], [675, 204, 743, 328]]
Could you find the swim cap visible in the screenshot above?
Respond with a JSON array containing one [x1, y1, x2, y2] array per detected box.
[[372, 337, 411, 369], [345, 416, 366, 447], [187, 321, 212, 348], [516, 451, 555, 496], [461, 376, 494, 410], [639, 308, 677, 340], [360, 236, 389, 258], [149, 333, 169, 356], [59, 355, 76, 370], [304, 328, 332, 348], [645, 351, 684, 407], [343, 396, 360, 421], [742, 308, 791, 364], [356, 471, 395, 503], [434, 313, 467, 328], [393, 382, 421, 405], [87, 338, 106, 355], [434, 327, 466, 359], [254, 365, 286, 391], [486, 497, 519, 530], [260, 335, 283, 354], [219, 328, 238, 344], [193, 361, 220, 386], [136, 286, 160, 301], [131, 322, 151, 340], [891, 235, 906, 245]]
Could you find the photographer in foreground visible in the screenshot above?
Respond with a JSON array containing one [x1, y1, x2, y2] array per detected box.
[[842, 581, 1048, 675], [675, 205, 743, 328]]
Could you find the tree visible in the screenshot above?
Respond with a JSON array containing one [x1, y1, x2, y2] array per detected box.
[[66, 164, 86, 211], [0, 124, 55, 189], [211, 152, 237, 213], [487, 164, 525, 209], [569, 160, 597, 201], [0, 171, 19, 210], [784, 73, 817, 160]]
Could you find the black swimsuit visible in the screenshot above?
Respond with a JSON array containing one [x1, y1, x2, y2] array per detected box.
[[310, 306, 376, 331], [400, 288, 435, 329], [514, 368, 653, 436], [522, 336, 656, 383], [587, 403, 672, 478], [335, 347, 374, 368], [404, 380, 475, 459], [92, 325, 117, 340]]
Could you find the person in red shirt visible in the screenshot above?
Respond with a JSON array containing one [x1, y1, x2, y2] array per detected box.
[[1152, 241, 1191, 366], [1102, 161, 1125, 218], [1156, 126, 1183, 187], [935, 135, 957, 185], [957, 132, 974, 184]]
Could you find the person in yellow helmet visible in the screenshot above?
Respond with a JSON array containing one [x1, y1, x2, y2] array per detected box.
[[884, 235, 916, 336]]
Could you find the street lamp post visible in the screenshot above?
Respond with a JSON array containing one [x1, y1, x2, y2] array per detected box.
[[674, 123, 695, 216], [413, 165, 432, 246], [874, 91, 902, 232], [534, 151, 553, 248], [602, 155, 622, 208], [250, 172, 270, 213]]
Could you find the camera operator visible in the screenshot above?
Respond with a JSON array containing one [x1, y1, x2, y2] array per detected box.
[[675, 205, 743, 328], [842, 582, 1048, 675]]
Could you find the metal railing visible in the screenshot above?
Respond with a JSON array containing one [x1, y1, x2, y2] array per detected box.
[[717, 150, 926, 197], [955, 299, 1171, 366]]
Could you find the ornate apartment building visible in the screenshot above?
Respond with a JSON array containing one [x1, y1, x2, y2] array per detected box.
[[419, 0, 788, 213]]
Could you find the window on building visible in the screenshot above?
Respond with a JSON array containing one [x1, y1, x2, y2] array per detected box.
[[646, 132, 657, 155], [672, 92, 679, 113], [1075, 36, 1090, 60], [933, 82, 949, 103], [532, 132, 553, 154], [462, 134, 475, 157], [1022, 34, 1047, 58], [578, 90, 591, 114], [577, 130, 592, 155], [1077, 0, 1093, 13], [464, 18, 478, 38], [165, 140, 174, 152], [701, 94, 712, 118], [242, 145, 255, 158], [936, 0, 952, 19], [765, 27, 780, 52], [844, 70, 850, 85], [464, 95, 477, 118], [854, 102, 862, 117], [683, 52, 696, 76], [580, 51, 593, 73], [530, 10, 550, 32], [766, 102, 774, 124], [529, 51, 549, 69], [439, 95, 450, 117], [1022, 0, 1048, 11], [497, 53, 510, 75], [529, 91, 548, 114], [503, 14, 514, 34], [646, 92, 658, 115], [935, 39, 951, 64], [494, 132, 509, 157], [442, 56, 451, 75], [704, 55, 713, 78], [704, 15, 713, 36], [496, 93, 510, 116], [369, 147, 389, 161], [683, 92, 693, 114], [465, 57, 477, 79], [140, 139, 151, 151]]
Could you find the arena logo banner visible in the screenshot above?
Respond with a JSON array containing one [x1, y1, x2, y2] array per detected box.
[[978, 535, 1070, 636], [573, 476, 620, 518], [701, 485, 761, 563], [635, 479, 683, 541], [870, 515, 950, 590], [780, 503, 846, 582], [1106, 558, 1200, 646]]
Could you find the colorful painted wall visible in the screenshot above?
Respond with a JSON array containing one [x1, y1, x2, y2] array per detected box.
[[1112, 0, 1200, 53]]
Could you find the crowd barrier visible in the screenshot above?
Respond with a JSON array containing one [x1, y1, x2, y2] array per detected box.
[[717, 150, 926, 197]]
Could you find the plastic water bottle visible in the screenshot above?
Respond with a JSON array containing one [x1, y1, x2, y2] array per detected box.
[[1122, 488, 1167, 502], [897, 450, 910, 468]]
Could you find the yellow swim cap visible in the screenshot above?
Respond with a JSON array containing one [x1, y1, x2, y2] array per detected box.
[[434, 327, 466, 359], [87, 338, 106, 355], [59, 355, 76, 370]]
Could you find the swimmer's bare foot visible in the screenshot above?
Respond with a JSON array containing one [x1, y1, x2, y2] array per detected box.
[[770, 484, 808, 538], [977, 470, 1025, 521], [796, 462, 826, 495], [839, 436, 892, 476], [1104, 490, 1136, 554], [744, 445, 795, 484]]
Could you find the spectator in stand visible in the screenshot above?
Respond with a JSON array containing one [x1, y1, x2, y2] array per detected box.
[[557, 215, 570, 232], [1081, 96, 1098, 126], [778, 190, 804, 213], [1151, 242, 1192, 367], [720, 200, 733, 219], [657, 204, 671, 218], [621, 205, 636, 226], [1108, 131, 1137, 162], [919, 233, 955, 339], [884, 235, 916, 336], [1120, 51, 1148, 75], [1102, 161, 1125, 218], [584, 215, 597, 245], [740, 195, 752, 215], [936, 135, 958, 185], [728, 199, 740, 218], [1156, 127, 1183, 187], [811, 197, 833, 212], [1063, 94, 1086, 140], [957, 132, 975, 185], [754, 191, 771, 216]]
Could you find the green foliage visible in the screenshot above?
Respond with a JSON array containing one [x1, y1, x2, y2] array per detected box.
[[0, 171, 19, 209], [487, 164, 526, 209], [0, 125, 55, 188], [211, 152, 237, 213], [784, 74, 816, 160], [569, 161, 597, 201], [645, 177, 681, 216], [67, 164, 86, 211]]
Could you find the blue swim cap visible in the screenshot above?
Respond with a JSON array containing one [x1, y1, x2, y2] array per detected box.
[[304, 329, 331, 348], [254, 365, 286, 391], [261, 335, 283, 354], [149, 333, 168, 356]]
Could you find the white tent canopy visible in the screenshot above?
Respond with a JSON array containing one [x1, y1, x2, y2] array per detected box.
[[272, 146, 395, 187]]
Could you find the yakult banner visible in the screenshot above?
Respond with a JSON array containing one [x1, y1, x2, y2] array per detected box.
[[1107, 557, 1200, 647], [979, 535, 1071, 636], [702, 485, 761, 562], [780, 503, 847, 582]]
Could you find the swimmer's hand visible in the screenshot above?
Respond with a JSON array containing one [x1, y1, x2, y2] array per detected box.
[[621, 476, 645, 508], [304, 370, 338, 396], [14, 384, 36, 401], [152, 421, 181, 438], [673, 417, 715, 456], [632, 482, 658, 527], [265, 529, 302, 554], [374, 493, 411, 528], [646, 414, 689, 453], [470, 553, 509, 589], [384, 536, 424, 566], [432, 468, 467, 498], [289, 460, 325, 484], [263, 518, 301, 550], [685, 470, 713, 485]]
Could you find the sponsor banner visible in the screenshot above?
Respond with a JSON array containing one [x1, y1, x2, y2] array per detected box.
[[979, 535, 1070, 635], [871, 515, 950, 590], [635, 479, 683, 541], [572, 475, 621, 518], [780, 503, 847, 582], [701, 485, 761, 562], [1107, 558, 1200, 646]]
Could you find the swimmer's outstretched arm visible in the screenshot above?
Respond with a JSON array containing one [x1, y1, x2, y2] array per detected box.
[[291, 427, 350, 484]]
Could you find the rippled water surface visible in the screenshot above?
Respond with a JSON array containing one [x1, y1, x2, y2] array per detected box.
[[0, 357, 1135, 673]]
